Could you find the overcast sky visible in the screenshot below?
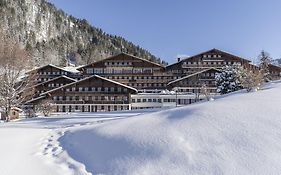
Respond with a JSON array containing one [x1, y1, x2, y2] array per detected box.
[[48, 0, 281, 64]]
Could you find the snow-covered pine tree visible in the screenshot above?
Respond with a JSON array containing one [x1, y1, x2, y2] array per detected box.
[[259, 50, 272, 81], [215, 65, 245, 94]]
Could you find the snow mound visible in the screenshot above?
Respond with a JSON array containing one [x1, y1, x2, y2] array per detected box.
[[59, 82, 281, 175]]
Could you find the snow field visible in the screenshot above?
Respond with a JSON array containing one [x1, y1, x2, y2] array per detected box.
[[59, 82, 281, 175]]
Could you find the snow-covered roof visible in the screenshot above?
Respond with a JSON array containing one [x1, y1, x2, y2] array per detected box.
[[62, 66, 81, 73], [11, 107, 23, 112], [27, 64, 80, 74], [41, 75, 137, 96], [167, 68, 221, 86], [166, 48, 251, 68], [24, 95, 46, 104], [77, 52, 165, 70], [30, 75, 77, 89]]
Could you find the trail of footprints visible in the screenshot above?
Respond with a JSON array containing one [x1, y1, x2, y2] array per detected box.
[[40, 130, 65, 158], [36, 119, 122, 174]]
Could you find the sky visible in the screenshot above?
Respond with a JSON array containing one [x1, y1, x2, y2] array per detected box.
[[48, 0, 281, 64]]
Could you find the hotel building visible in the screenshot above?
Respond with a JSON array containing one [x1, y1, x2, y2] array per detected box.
[[24, 49, 281, 112]]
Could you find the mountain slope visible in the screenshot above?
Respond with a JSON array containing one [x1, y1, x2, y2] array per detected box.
[[0, 0, 164, 66], [59, 81, 281, 175]]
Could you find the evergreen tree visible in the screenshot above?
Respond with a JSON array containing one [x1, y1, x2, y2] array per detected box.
[[215, 65, 245, 94], [259, 50, 272, 81]]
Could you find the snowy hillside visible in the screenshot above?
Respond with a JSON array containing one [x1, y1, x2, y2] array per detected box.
[[60, 81, 281, 175], [1, 82, 281, 175]]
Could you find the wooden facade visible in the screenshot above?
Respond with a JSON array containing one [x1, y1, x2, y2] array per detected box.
[[167, 68, 221, 93], [23, 49, 281, 113], [33, 75, 137, 112], [269, 64, 281, 80], [27, 64, 80, 83], [28, 75, 77, 98], [166, 48, 251, 75], [77, 53, 175, 90]]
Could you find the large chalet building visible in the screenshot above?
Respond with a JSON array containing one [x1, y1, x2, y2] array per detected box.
[[24, 49, 281, 113], [77, 53, 176, 91]]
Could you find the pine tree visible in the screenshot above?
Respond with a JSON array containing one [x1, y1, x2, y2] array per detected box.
[[259, 50, 272, 81], [215, 65, 245, 94]]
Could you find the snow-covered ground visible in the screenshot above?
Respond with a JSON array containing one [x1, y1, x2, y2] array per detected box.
[[1, 82, 281, 175]]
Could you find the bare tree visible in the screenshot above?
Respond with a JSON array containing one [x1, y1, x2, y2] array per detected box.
[[200, 83, 211, 101], [35, 99, 54, 117], [0, 31, 35, 121], [241, 69, 263, 92]]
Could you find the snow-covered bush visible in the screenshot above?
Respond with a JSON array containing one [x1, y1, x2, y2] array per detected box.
[[35, 100, 54, 117], [215, 65, 245, 94], [216, 65, 264, 94], [240, 70, 263, 92], [200, 83, 211, 101]]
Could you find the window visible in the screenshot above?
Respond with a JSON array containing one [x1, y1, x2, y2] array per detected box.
[[118, 87, 121, 92], [94, 68, 103, 74], [86, 68, 93, 74], [104, 87, 108, 92]]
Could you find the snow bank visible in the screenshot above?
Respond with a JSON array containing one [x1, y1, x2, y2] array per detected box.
[[60, 82, 281, 175]]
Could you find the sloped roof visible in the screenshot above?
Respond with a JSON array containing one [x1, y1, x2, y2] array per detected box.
[[167, 68, 221, 86], [166, 48, 251, 68], [269, 64, 281, 70], [77, 52, 165, 71], [30, 75, 77, 89], [27, 64, 80, 74], [41, 74, 137, 95], [24, 95, 46, 104]]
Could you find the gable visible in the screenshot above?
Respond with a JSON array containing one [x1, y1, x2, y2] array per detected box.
[[168, 68, 221, 86], [42, 75, 137, 96], [33, 76, 76, 88], [167, 48, 251, 69], [78, 53, 165, 71]]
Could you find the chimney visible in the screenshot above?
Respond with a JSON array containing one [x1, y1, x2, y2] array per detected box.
[[177, 57, 181, 62]]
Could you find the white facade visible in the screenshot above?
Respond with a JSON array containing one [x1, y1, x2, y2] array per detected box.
[[131, 92, 211, 109]]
